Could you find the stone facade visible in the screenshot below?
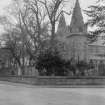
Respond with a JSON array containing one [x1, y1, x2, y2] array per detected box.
[[56, 0, 105, 63], [66, 34, 88, 61], [56, 0, 88, 62]]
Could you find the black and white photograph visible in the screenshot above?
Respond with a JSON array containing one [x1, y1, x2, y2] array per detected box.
[[0, 0, 105, 105]]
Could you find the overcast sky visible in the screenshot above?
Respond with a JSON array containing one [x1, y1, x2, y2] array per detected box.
[[64, 0, 97, 24], [0, 0, 97, 17], [0, 0, 98, 33], [0, 0, 11, 14]]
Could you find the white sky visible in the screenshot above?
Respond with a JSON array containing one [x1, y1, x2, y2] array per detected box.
[[64, 0, 97, 25], [0, 0, 11, 14], [0, 0, 98, 33], [0, 0, 97, 19]]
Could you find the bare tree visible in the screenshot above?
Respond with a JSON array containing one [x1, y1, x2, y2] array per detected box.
[[0, 0, 49, 75], [0, 0, 70, 75], [39, 0, 69, 48]]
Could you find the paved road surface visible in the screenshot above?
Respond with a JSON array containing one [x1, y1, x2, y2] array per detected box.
[[0, 81, 105, 105]]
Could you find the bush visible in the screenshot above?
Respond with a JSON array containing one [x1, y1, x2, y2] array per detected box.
[[36, 49, 68, 76], [76, 61, 88, 76], [36, 49, 90, 76]]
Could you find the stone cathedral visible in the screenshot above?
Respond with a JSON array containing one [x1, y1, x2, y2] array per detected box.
[[56, 0, 105, 64], [56, 0, 88, 62]]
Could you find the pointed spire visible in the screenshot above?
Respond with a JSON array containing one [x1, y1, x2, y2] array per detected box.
[[70, 0, 85, 33], [57, 13, 66, 30], [57, 13, 67, 38]]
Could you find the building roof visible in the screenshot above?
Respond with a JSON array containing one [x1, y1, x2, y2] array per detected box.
[[70, 0, 85, 33], [57, 13, 66, 30]]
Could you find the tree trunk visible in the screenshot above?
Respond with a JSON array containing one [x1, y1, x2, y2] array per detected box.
[[17, 64, 22, 76], [50, 22, 56, 50]]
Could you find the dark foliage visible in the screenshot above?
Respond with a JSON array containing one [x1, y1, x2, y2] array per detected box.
[[36, 47, 97, 76], [36, 49, 68, 76], [76, 61, 88, 76], [84, 2, 105, 41], [88, 60, 95, 69], [36, 48, 91, 76], [87, 33, 98, 43]]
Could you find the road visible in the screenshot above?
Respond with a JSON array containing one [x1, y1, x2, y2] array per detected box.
[[0, 81, 105, 105]]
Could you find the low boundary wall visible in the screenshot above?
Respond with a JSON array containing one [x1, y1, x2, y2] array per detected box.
[[0, 76, 105, 85]]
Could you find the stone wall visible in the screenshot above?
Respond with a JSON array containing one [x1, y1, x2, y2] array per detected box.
[[36, 76, 105, 85], [0, 76, 105, 86]]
